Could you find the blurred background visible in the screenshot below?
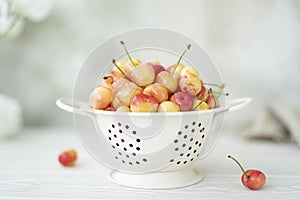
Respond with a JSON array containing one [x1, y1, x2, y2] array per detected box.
[[0, 0, 299, 139]]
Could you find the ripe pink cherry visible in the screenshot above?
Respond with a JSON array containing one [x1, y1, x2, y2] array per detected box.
[[228, 155, 266, 190], [242, 169, 266, 190], [170, 92, 193, 111]]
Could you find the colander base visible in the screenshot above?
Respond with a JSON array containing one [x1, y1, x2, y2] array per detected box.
[[109, 167, 204, 189]]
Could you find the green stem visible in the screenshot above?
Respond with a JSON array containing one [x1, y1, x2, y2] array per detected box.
[[112, 59, 132, 81], [203, 82, 225, 89], [192, 88, 228, 111], [215, 84, 228, 98], [170, 44, 191, 77], [120, 41, 136, 68], [192, 92, 209, 110], [228, 155, 249, 179]]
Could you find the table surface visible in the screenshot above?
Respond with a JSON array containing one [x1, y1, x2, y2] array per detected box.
[[1, 127, 300, 200]]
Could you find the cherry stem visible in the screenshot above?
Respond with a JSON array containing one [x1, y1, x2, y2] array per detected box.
[[170, 44, 191, 77], [228, 155, 249, 179], [120, 40, 136, 68], [203, 82, 225, 90], [215, 84, 228, 98], [112, 59, 132, 81], [192, 87, 228, 111], [192, 92, 209, 111]]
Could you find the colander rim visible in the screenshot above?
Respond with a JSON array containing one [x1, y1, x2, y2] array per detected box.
[[86, 105, 226, 117]]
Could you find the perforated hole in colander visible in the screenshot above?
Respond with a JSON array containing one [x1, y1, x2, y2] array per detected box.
[[110, 119, 209, 167], [168, 120, 207, 166], [107, 123, 150, 166]]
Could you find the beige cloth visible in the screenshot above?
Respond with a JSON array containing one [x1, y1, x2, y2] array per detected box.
[[245, 101, 300, 145]]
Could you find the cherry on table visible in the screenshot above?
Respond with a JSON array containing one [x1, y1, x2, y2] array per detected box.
[[58, 149, 77, 167], [228, 155, 266, 190]]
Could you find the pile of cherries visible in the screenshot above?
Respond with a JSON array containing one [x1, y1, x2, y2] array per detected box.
[[89, 41, 227, 112]]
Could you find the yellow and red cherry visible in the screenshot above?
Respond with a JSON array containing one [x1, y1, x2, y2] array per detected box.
[[130, 94, 159, 112], [58, 149, 77, 167], [228, 155, 266, 190], [143, 83, 169, 103], [158, 101, 180, 112], [179, 72, 202, 96], [89, 85, 113, 110]]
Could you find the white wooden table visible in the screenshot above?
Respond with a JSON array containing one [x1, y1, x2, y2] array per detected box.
[[1, 127, 300, 200]]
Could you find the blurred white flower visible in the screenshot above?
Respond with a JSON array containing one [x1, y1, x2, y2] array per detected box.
[[0, 94, 22, 138], [0, 0, 52, 39]]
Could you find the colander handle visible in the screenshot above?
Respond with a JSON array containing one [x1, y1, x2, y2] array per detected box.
[[199, 97, 252, 160], [56, 98, 99, 131], [225, 97, 252, 112]]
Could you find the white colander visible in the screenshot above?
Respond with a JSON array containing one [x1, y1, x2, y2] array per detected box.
[[56, 28, 251, 188], [56, 97, 251, 188]]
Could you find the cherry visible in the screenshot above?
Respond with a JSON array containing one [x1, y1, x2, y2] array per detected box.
[[112, 59, 132, 81], [192, 86, 228, 110], [228, 155, 266, 190], [58, 149, 77, 167]]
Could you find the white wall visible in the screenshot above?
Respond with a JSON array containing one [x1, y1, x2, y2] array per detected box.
[[0, 0, 299, 127]]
